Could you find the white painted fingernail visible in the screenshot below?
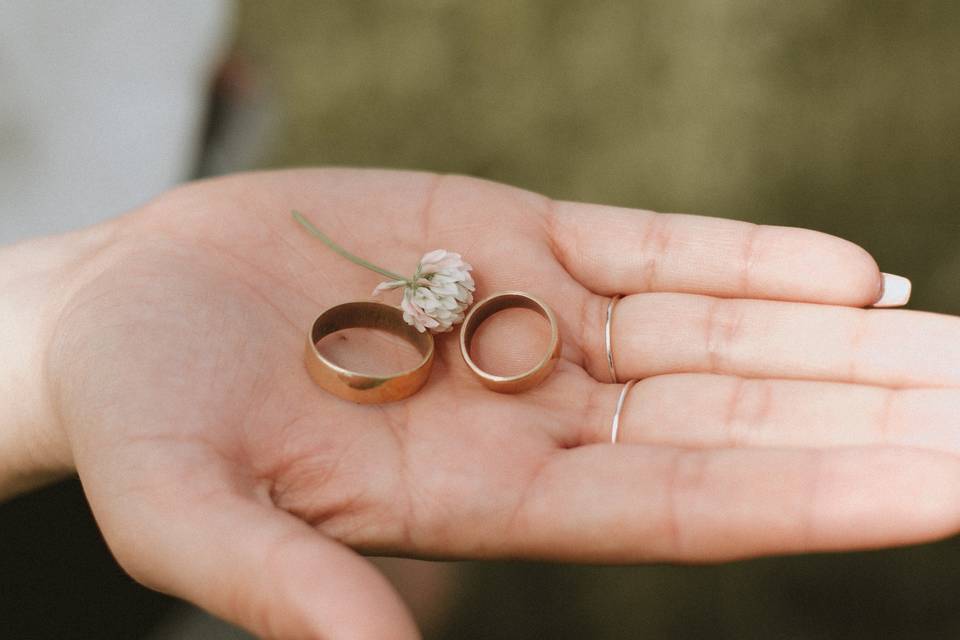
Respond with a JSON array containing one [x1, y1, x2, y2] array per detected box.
[[872, 273, 912, 308]]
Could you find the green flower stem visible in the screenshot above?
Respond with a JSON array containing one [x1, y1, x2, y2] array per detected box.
[[292, 211, 408, 282]]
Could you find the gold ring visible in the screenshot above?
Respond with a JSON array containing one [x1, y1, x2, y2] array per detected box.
[[459, 291, 562, 394], [305, 301, 435, 404]]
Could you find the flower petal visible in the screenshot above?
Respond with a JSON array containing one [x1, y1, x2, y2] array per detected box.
[[394, 249, 475, 332], [419, 249, 448, 265], [372, 279, 407, 296]]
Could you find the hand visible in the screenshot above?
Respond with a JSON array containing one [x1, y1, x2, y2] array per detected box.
[[25, 169, 960, 638]]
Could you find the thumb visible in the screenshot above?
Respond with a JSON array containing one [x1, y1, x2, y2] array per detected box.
[[86, 464, 420, 639]]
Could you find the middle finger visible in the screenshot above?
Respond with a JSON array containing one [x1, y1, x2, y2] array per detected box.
[[578, 373, 960, 451]]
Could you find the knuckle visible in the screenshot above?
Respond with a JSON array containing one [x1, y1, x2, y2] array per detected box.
[[704, 299, 744, 372], [663, 450, 710, 557], [740, 223, 763, 296], [723, 378, 774, 446], [638, 214, 674, 291]]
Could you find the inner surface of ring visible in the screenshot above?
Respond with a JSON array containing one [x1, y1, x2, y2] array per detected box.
[[463, 294, 555, 378], [312, 302, 432, 374]]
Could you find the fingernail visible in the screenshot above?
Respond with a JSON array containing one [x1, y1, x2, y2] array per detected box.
[[872, 273, 912, 308]]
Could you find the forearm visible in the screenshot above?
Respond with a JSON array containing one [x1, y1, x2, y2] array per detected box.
[[0, 224, 118, 500]]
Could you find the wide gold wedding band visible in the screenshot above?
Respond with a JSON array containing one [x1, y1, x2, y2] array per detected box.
[[305, 301, 435, 404], [459, 291, 562, 394]]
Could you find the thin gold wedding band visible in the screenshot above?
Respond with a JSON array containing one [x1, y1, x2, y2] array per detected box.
[[305, 301, 435, 404], [605, 295, 620, 383], [460, 291, 562, 394], [610, 379, 637, 443]]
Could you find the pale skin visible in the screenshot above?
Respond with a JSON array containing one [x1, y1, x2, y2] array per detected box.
[[3, 168, 960, 639]]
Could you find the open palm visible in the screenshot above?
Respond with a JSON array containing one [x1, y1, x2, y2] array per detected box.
[[50, 169, 960, 638]]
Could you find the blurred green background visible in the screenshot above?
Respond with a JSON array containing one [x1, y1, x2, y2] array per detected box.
[[226, 1, 960, 638], [236, 0, 960, 316]]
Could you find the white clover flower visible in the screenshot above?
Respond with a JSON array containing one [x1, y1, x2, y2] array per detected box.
[[374, 250, 475, 333], [292, 211, 475, 334]]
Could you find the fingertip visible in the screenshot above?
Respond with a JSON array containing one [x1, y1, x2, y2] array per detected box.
[[870, 449, 960, 546], [799, 231, 883, 306], [771, 227, 883, 307], [846, 241, 885, 307], [294, 551, 423, 640], [815, 448, 960, 550]]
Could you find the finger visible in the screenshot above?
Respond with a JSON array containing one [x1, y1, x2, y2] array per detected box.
[[578, 374, 960, 452], [83, 447, 420, 640], [547, 201, 889, 305], [606, 293, 960, 387], [508, 445, 960, 562]]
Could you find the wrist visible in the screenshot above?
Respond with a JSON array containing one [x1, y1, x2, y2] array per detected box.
[[0, 222, 120, 500]]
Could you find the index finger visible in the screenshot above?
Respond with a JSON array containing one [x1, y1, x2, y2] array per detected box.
[[505, 444, 960, 563], [546, 201, 908, 306]]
